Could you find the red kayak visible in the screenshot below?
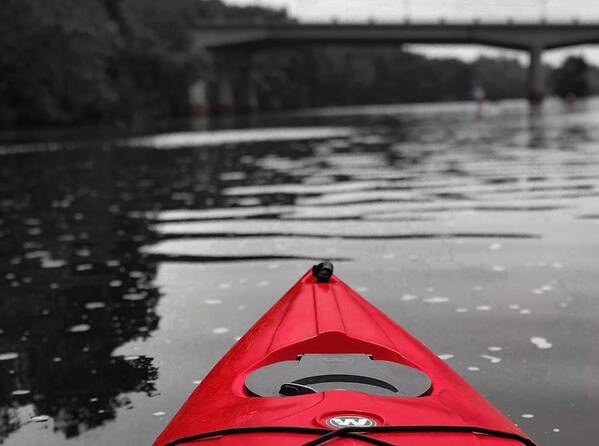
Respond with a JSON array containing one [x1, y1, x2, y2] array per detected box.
[[154, 263, 535, 446]]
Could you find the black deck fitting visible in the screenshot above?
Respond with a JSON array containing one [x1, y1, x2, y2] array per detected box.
[[312, 262, 334, 283]]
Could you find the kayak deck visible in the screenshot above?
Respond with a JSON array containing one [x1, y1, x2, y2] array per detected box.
[[154, 264, 534, 446]]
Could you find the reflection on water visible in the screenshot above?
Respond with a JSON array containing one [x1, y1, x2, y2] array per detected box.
[[0, 149, 163, 441], [1, 98, 599, 445]]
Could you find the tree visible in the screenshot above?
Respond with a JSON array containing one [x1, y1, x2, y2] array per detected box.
[[552, 56, 590, 98]]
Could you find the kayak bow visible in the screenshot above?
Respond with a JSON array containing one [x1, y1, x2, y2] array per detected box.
[[154, 262, 535, 446]]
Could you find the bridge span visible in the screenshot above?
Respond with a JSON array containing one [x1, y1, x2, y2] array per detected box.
[[192, 22, 599, 111]]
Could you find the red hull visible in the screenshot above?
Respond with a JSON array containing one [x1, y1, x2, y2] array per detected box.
[[154, 268, 534, 445]]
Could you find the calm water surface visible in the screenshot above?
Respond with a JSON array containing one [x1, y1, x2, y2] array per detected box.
[[1, 99, 598, 445]]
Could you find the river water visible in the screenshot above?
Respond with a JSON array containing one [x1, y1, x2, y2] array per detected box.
[[1, 99, 598, 445]]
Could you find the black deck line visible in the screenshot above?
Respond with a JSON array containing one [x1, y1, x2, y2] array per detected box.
[[162, 424, 537, 446]]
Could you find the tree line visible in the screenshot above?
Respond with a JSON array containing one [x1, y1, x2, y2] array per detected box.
[[0, 0, 596, 128]]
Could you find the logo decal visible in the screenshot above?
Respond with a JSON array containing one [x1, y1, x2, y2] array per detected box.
[[326, 415, 377, 428]]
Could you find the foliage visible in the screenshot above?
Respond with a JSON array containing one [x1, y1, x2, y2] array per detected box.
[[472, 57, 527, 99], [550, 56, 590, 98], [0, 0, 288, 127], [252, 47, 524, 110]]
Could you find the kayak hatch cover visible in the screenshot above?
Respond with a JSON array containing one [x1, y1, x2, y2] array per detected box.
[[154, 262, 535, 446]]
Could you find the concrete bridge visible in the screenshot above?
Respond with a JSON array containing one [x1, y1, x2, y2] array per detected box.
[[192, 22, 599, 111]]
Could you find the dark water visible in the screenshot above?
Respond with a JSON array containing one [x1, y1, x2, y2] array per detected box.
[[1, 99, 598, 445]]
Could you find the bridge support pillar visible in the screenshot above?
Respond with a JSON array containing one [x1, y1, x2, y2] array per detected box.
[[212, 51, 258, 114], [214, 60, 235, 113], [528, 45, 545, 104]]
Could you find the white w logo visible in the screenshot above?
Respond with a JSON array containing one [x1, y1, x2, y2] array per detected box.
[[327, 416, 377, 428]]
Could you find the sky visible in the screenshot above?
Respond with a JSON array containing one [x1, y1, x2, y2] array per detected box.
[[225, 0, 599, 65]]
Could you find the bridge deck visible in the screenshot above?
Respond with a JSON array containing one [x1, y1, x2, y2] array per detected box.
[[193, 23, 599, 51]]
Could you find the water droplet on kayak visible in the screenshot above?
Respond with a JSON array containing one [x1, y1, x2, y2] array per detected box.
[[212, 327, 229, 334], [124, 355, 140, 361], [68, 324, 90, 333], [521, 414, 534, 419], [153, 411, 166, 417], [553, 428, 560, 432], [0, 352, 18, 361], [530, 337, 552, 349], [438, 354, 454, 360], [488, 346, 503, 352], [31, 415, 50, 423], [475, 305, 492, 311], [424, 296, 449, 303]]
